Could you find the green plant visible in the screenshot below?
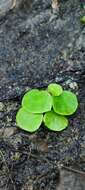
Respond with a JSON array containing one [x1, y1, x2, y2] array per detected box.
[[16, 83, 78, 132], [80, 16, 85, 23]]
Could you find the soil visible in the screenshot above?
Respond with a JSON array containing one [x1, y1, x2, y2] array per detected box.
[[0, 0, 85, 189]]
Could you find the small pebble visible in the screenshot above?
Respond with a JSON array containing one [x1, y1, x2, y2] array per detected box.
[[51, 0, 59, 11], [69, 82, 78, 90], [3, 127, 17, 138], [65, 80, 78, 90]]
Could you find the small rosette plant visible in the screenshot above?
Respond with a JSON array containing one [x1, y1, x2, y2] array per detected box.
[[16, 83, 78, 132]]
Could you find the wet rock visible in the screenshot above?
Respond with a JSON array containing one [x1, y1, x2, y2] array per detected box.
[[0, 0, 84, 101], [0, 0, 16, 17], [57, 169, 85, 190], [0, 1, 85, 190]]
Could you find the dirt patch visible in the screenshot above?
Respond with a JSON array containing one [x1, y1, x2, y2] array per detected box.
[[0, 0, 85, 189]]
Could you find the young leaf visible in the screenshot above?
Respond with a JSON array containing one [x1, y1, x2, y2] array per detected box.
[[16, 108, 43, 132], [44, 110, 68, 131], [48, 83, 63, 96], [53, 90, 78, 115], [22, 89, 53, 113]]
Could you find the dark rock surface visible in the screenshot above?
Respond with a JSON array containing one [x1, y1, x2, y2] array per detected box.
[[0, 0, 85, 101], [0, 0, 85, 189]]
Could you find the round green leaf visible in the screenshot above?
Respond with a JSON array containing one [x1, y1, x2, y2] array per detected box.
[[53, 90, 78, 115], [22, 89, 53, 113], [44, 110, 68, 131], [16, 108, 43, 132], [48, 83, 63, 96]]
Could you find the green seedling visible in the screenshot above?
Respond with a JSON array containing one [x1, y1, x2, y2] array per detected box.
[[53, 91, 78, 115], [16, 108, 43, 132], [22, 89, 52, 113], [48, 83, 63, 96], [16, 83, 78, 132], [44, 110, 68, 131]]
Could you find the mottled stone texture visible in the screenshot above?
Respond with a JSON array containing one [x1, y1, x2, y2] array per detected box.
[[0, 0, 85, 190]]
